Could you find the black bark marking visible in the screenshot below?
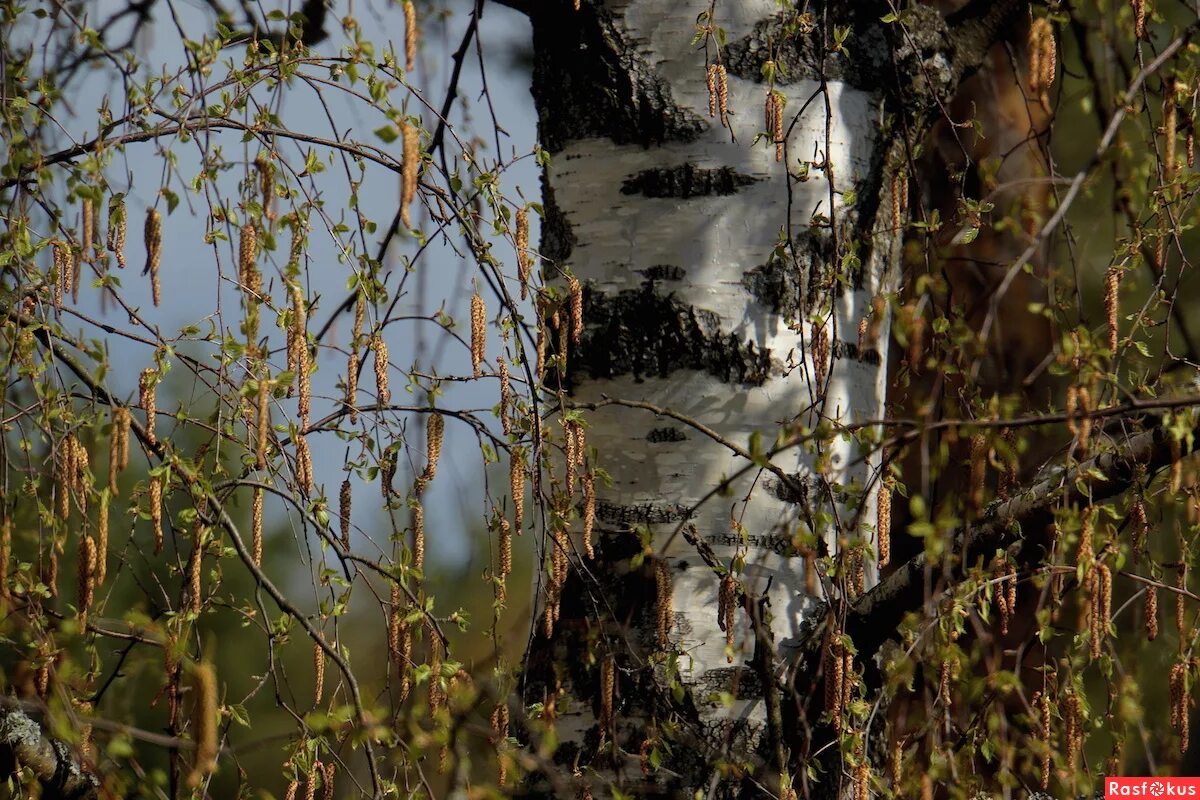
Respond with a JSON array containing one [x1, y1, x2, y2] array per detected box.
[[831, 339, 882, 366], [531, 5, 705, 153], [620, 164, 759, 199], [646, 427, 687, 443], [572, 284, 775, 387], [741, 229, 836, 320], [638, 264, 686, 282], [595, 500, 693, 526], [539, 172, 576, 268]]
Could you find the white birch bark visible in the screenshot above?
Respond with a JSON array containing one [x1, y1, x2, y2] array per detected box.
[[526, 1, 902, 793]]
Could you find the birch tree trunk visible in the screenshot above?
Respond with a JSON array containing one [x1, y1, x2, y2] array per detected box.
[[520, 2, 1019, 796]]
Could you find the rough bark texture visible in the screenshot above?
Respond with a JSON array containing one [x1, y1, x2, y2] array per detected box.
[[522, 1, 1020, 797]]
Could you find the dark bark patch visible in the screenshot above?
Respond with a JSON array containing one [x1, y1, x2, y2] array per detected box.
[[620, 164, 759, 199], [646, 427, 687, 443], [741, 229, 836, 320], [638, 265, 686, 282], [539, 172, 576, 267], [531, 5, 705, 153], [596, 500, 693, 526], [831, 338, 882, 366], [573, 284, 775, 386]]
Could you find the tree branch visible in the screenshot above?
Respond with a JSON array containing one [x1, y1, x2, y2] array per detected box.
[[0, 699, 98, 800]]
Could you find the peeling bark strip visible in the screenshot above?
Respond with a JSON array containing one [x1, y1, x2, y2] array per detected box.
[[620, 163, 759, 198], [524, 1, 912, 795]]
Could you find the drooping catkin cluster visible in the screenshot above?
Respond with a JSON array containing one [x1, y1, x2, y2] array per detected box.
[[95, 490, 110, 585], [252, 486, 264, 566], [470, 291, 486, 377], [1105, 266, 1121, 354], [515, 208, 531, 300], [823, 629, 852, 732], [189, 522, 204, 614], [77, 534, 97, 620], [498, 514, 513, 581], [1090, 563, 1112, 658], [852, 739, 869, 800], [890, 171, 908, 232], [428, 621, 444, 716], [535, 304, 547, 384], [403, 0, 418, 72], [969, 433, 987, 512], [1172, 659, 1192, 752], [380, 449, 396, 499], [563, 419, 585, 496], [568, 276, 583, 345], [339, 480, 352, 548], [239, 223, 261, 352], [811, 322, 829, 390], [412, 500, 425, 572], [188, 661, 218, 787], [705, 63, 728, 125], [255, 154, 276, 223], [599, 656, 615, 738], [1033, 689, 1053, 789], [543, 525, 569, 636], [401, 122, 420, 228], [1133, 0, 1147, 39], [511, 448, 525, 532], [1146, 582, 1160, 641], [81, 196, 94, 272], [993, 557, 1017, 636], [51, 239, 70, 310], [765, 91, 784, 162], [140, 368, 158, 446], [498, 357, 513, 435], [149, 474, 164, 554], [422, 412, 444, 489], [373, 335, 391, 406], [58, 433, 89, 519], [107, 197, 127, 268], [1027, 17, 1056, 103], [1065, 384, 1093, 451], [296, 436, 314, 496], [288, 283, 311, 426], [655, 559, 672, 649], [581, 470, 596, 559], [1178, 564, 1188, 646], [145, 208, 162, 306], [490, 703, 510, 784], [1165, 86, 1179, 187], [877, 474, 892, 567], [313, 642, 325, 705], [346, 294, 365, 423], [718, 573, 737, 661]]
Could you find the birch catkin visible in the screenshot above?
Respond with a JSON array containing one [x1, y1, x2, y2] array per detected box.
[[145, 208, 162, 306], [188, 661, 218, 787], [252, 487, 264, 566], [1105, 266, 1122, 355], [516, 208, 531, 300], [373, 335, 391, 405], [424, 412, 444, 485], [339, 480, 352, 548], [401, 122, 419, 228], [149, 474, 164, 554], [107, 197, 127, 268], [471, 291, 486, 377], [403, 0, 418, 72], [510, 449, 525, 531], [498, 357, 512, 435], [96, 490, 109, 585], [140, 368, 158, 446]]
